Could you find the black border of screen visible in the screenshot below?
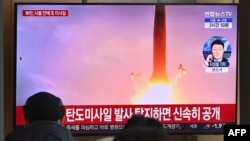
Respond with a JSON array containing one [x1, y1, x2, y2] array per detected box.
[[13, 2, 239, 136]]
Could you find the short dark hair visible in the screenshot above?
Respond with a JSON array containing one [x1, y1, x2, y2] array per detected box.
[[23, 91, 65, 122], [114, 115, 169, 141], [211, 39, 224, 49], [114, 127, 169, 141], [123, 114, 164, 130]]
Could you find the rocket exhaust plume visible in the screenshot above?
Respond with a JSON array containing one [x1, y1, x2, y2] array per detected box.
[[150, 4, 169, 83]]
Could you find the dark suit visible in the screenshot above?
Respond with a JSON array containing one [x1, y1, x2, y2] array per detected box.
[[211, 57, 228, 62]]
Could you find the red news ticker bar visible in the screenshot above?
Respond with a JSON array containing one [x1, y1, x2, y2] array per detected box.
[[16, 104, 236, 125], [22, 10, 68, 16]]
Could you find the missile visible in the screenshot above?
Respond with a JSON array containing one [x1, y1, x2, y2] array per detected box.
[[150, 4, 169, 84]]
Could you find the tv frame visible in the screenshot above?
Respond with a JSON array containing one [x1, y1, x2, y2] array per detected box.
[[13, 2, 239, 135]]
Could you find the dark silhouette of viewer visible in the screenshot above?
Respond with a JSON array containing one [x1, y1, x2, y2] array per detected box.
[[114, 127, 169, 141], [113, 114, 169, 141], [123, 114, 164, 130], [5, 91, 75, 141]]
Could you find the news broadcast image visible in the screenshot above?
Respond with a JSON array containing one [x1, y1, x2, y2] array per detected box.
[[15, 4, 238, 134]]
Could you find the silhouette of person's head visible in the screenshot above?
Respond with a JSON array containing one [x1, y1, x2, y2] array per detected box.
[[23, 91, 65, 123], [5, 92, 75, 141], [114, 126, 169, 141], [123, 114, 164, 130], [113, 114, 169, 141]]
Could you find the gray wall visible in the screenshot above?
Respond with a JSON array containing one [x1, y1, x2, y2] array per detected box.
[[0, 0, 4, 140]]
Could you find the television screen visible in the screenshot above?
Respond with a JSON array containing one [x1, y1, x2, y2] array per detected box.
[[14, 3, 238, 135]]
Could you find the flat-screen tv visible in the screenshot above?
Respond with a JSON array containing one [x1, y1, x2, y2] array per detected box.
[[14, 3, 238, 135]]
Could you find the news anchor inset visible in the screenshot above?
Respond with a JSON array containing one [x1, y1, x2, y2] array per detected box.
[[203, 36, 231, 73]]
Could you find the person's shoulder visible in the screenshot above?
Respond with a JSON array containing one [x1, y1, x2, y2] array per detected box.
[[33, 121, 75, 141], [211, 58, 228, 62], [222, 57, 228, 62], [5, 121, 75, 141], [4, 128, 26, 141], [5, 133, 15, 141], [30, 121, 74, 134]]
